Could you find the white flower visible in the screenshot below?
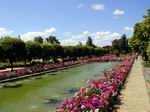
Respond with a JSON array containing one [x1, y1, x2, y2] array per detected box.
[[95, 109, 100, 112], [81, 105, 85, 109]]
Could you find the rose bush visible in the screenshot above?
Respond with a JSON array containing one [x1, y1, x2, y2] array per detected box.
[[0, 55, 123, 81], [57, 56, 135, 112]]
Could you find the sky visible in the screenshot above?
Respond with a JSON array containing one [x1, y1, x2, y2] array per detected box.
[[0, 0, 149, 47]]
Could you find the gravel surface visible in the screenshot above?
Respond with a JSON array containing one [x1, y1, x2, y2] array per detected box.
[[116, 57, 150, 112]]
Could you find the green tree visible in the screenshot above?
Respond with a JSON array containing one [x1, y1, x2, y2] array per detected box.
[[26, 41, 42, 63], [34, 36, 43, 43], [111, 34, 129, 55], [0, 37, 27, 71], [129, 9, 150, 60], [62, 46, 71, 59], [0, 44, 4, 61], [46, 36, 60, 44], [120, 34, 128, 53], [41, 44, 55, 64], [112, 39, 120, 51], [86, 36, 95, 47], [77, 41, 83, 46], [52, 44, 63, 62]]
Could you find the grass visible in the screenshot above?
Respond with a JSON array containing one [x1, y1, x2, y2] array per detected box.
[[143, 61, 150, 67]]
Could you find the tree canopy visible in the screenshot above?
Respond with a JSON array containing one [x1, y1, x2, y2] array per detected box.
[[34, 36, 43, 43], [26, 41, 42, 62], [46, 36, 60, 44], [111, 34, 128, 54], [0, 37, 26, 71], [129, 8, 150, 60], [86, 36, 95, 47]]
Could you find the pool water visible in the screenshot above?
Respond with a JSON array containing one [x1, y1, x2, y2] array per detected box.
[[0, 62, 118, 112]]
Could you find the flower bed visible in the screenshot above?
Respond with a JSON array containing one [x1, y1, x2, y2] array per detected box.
[[57, 56, 135, 112], [0, 55, 126, 82]]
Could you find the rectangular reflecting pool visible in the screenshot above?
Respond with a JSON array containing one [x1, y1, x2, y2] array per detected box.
[[0, 62, 118, 112]]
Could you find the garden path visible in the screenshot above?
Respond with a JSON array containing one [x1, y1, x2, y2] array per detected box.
[[116, 57, 150, 112]]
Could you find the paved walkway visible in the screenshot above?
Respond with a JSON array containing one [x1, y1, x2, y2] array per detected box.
[[117, 57, 150, 112]]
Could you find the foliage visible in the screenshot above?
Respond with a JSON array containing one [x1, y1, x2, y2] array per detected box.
[[34, 36, 43, 43], [41, 44, 55, 63], [26, 41, 42, 62], [0, 45, 4, 60], [52, 44, 63, 58], [77, 41, 83, 46], [62, 46, 71, 58], [143, 61, 150, 67], [86, 36, 95, 47], [46, 36, 60, 44], [0, 36, 109, 71], [57, 56, 134, 111], [111, 34, 128, 54], [129, 8, 150, 60], [0, 37, 26, 71]]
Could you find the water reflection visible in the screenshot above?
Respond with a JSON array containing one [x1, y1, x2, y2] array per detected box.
[[63, 87, 79, 94], [44, 98, 62, 105], [1, 83, 23, 89]]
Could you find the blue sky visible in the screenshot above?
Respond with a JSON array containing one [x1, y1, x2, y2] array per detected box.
[[0, 0, 149, 46]]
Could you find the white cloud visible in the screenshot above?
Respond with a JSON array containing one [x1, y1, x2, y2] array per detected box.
[[44, 27, 56, 34], [83, 31, 89, 34], [63, 32, 72, 37], [93, 32, 121, 46], [0, 27, 13, 36], [113, 9, 125, 16], [61, 39, 79, 46], [71, 31, 90, 40], [21, 27, 57, 41], [61, 31, 121, 47], [77, 3, 84, 8], [124, 26, 133, 32], [91, 4, 105, 11]]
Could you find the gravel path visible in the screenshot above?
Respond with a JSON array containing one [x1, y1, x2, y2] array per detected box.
[[116, 57, 150, 112]]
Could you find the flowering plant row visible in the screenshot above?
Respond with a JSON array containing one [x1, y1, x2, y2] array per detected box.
[[57, 56, 135, 112], [0, 55, 123, 81]]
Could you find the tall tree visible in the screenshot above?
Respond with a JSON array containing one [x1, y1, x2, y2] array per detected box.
[[46, 36, 60, 44], [86, 36, 95, 47], [41, 44, 55, 64], [77, 41, 83, 46], [120, 34, 128, 53], [34, 36, 43, 43], [0, 44, 4, 61], [0, 37, 27, 71], [26, 41, 42, 63], [129, 9, 150, 60], [112, 39, 120, 51]]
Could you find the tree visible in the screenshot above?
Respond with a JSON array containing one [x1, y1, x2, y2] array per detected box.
[[86, 36, 95, 47], [34, 36, 43, 43], [0, 44, 4, 61], [112, 39, 120, 51], [103, 45, 111, 54], [94, 48, 103, 56], [26, 41, 42, 63], [46, 36, 60, 44], [0, 37, 27, 71], [77, 41, 83, 46], [120, 34, 128, 53], [62, 46, 71, 59], [129, 9, 150, 60], [111, 34, 129, 55], [41, 44, 55, 64], [52, 44, 63, 61]]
